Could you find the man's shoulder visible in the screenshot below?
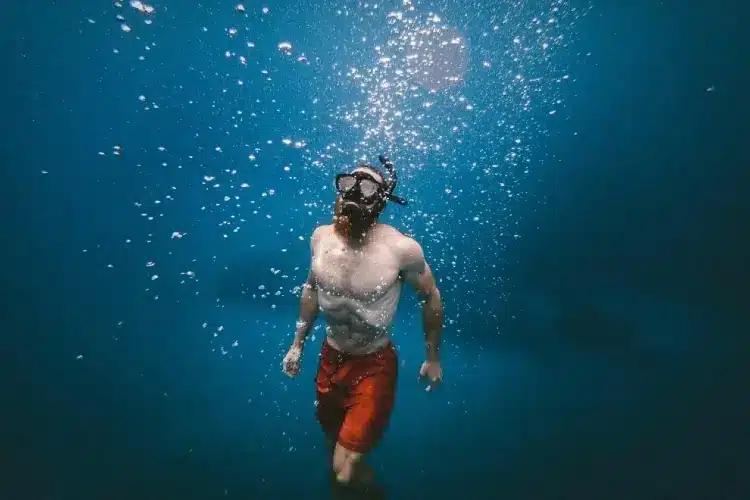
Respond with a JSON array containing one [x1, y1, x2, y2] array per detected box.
[[310, 224, 333, 242], [376, 223, 402, 238], [377, 224, 423, 259], [313, 224, 334, 235], [379, 223, 418, 243]]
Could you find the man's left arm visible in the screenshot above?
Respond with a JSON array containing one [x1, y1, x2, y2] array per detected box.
[[400, 238, 444, 363]]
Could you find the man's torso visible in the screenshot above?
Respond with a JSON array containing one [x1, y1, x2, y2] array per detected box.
[[311, 224, 405, 354]]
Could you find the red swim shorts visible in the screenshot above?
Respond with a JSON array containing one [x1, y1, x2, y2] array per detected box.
[[315, 340, 398, 454]]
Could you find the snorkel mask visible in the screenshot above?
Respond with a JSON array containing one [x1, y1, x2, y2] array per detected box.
[[335, 155, 408, 219]]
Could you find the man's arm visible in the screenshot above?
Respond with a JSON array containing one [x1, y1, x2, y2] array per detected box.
[[399, 237, 444, 362], [292, 227, 321, 350]]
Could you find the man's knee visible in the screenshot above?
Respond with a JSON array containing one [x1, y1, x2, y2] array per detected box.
[[332, 444, 361, 485]]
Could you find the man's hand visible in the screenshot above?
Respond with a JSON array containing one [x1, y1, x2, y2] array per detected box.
[[282, 344, 303, 378], [419, 360, 443, 391]]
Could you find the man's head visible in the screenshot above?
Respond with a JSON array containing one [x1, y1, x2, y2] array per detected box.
[[334, 163, 389, 233], [352, 164, 385, 185]]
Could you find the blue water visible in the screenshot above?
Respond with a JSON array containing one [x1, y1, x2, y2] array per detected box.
[[2, 1, 748, 499]]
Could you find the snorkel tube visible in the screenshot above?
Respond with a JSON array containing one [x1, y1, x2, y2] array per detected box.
[[378, 155, 408, 206]]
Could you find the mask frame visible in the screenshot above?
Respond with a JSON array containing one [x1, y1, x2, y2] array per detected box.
[[333, 155, 409, 209], [335, 171, 386, 204]]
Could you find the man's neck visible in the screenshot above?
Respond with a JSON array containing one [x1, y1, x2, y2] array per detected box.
[[335, 220, 377, 246]]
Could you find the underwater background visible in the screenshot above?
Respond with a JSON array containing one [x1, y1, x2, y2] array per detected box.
[[2, 0, 748, 499]]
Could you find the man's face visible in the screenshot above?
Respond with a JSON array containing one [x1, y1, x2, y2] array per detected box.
[[333, 167, 386, 227], [333, 194, 375, 225], [333, 195, 348, 222]]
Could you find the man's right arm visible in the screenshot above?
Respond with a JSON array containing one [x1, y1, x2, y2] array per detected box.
[[291, 227, 321, 350]]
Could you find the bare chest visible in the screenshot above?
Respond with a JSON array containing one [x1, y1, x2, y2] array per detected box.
[[313, 239, 400, 301]]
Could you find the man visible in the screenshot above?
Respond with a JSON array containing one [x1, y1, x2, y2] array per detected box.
[[281, 155, 444, 492]]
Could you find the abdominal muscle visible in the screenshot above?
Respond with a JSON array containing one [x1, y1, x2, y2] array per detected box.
[[325, 324, 391, 355], [318, 286, 400, 355]]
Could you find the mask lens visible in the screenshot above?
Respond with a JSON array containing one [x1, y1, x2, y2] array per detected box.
[[358, 179, 379, 198], [337, 175, 356, 193]]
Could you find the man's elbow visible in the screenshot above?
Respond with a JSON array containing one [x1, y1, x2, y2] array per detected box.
[[420, 286, 441, 305]]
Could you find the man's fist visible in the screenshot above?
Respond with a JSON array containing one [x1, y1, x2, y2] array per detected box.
[[419, 360, 442, 391], [282, 345, 303, 378]]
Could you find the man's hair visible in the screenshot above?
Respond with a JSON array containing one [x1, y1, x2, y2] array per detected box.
[[352, 164, 386, 186]]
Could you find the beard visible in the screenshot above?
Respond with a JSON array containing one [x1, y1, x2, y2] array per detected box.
[[334, 198, 378, 237]]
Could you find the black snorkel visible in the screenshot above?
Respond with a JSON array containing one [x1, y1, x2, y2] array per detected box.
[[378, 155, 408, 206]]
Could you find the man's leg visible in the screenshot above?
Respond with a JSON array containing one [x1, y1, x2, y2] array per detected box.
[[332, 442, 375, 486], [331, 381, 395, 487], [326, 344, 397, 494]]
